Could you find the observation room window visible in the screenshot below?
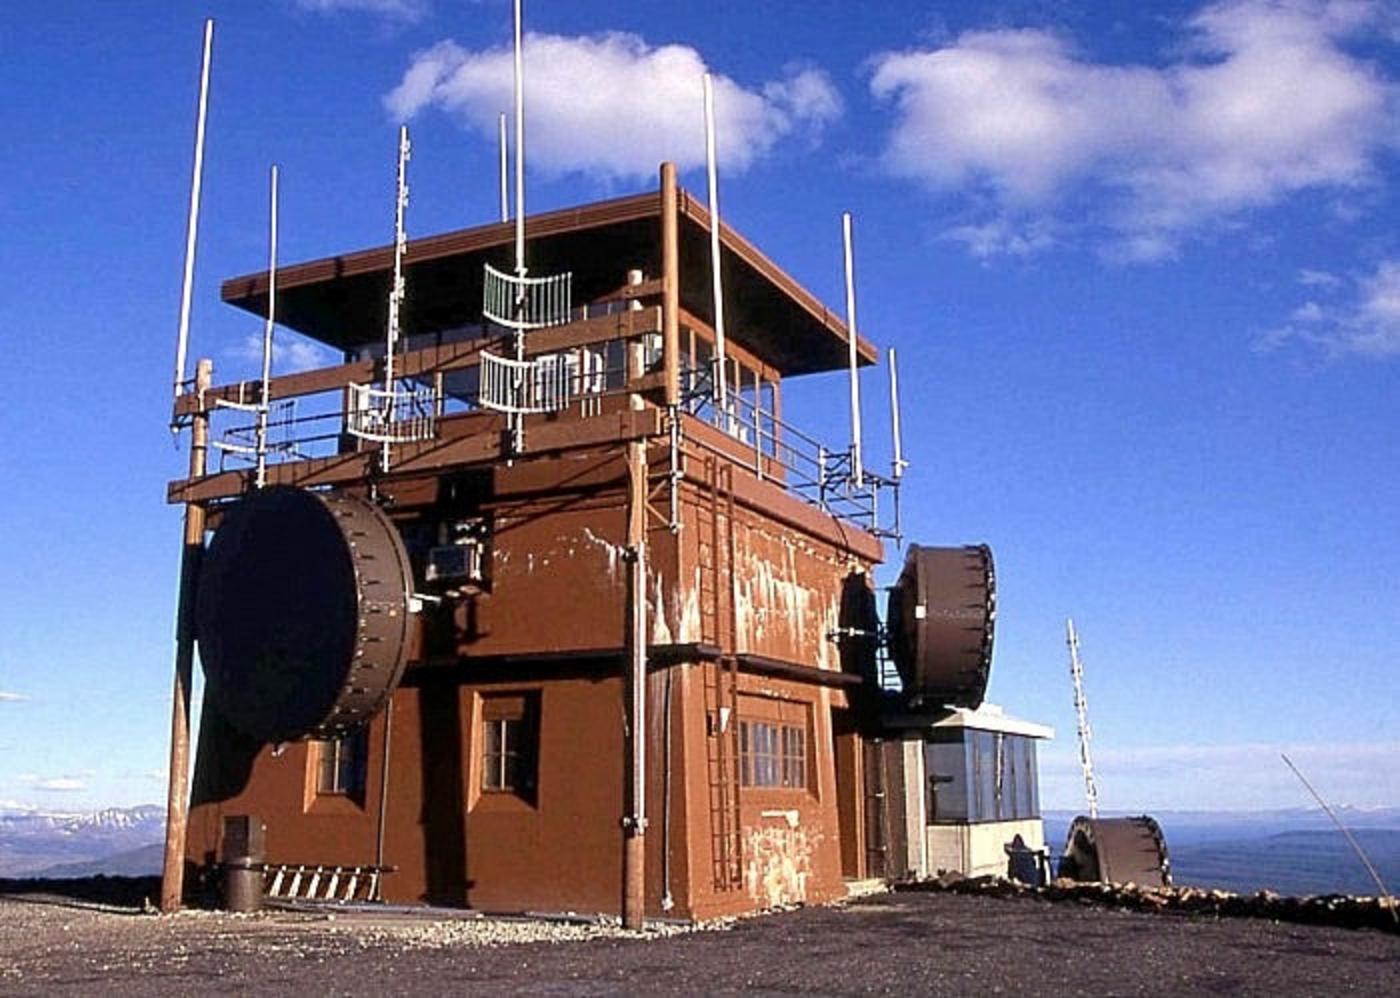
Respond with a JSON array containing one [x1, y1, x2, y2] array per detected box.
[[925, 730, 1040, 824], [481, 692, 539, 803], [316, 729, 368, 802]]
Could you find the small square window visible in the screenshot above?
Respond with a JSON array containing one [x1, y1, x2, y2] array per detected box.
[[316, 729, 368, 801], [481, 692, 539, 803]]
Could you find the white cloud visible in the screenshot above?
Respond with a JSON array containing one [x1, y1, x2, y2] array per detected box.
[[1039, 740, 1400, 810], [0, 691, 27, 702], [295, 0, 430, 22], [1298, 267, 1342, 287], [1259, 257, 1400, 356], [232, 331, 339, 374], [869, 1, 1397, 259], [942, 218, 1058, 259], [385, 33, 842, 181], [16, 774, 88, 793]]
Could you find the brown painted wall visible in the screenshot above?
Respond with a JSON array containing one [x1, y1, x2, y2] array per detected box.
[[188, 432, 878, 919]]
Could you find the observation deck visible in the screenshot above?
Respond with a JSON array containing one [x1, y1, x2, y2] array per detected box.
[[168, 182, 900, 552]]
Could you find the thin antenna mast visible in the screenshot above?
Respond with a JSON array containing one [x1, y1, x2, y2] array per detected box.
[[512, 0, 526, 281], [1281, 753, 1397, 922], [510, 0, 528, 453], [382, 125, 411, 472], [841, 212, 863, 488], [254, 165, 279, 489], [703, 72, 728, 414], [888, 347, 906, 480], [498, 111, 509, 223], [1067, 618, 1100, 819], [172, 18, 214, 416]]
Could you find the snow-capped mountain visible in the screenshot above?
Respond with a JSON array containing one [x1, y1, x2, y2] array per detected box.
[[0, 804, 165, 877]]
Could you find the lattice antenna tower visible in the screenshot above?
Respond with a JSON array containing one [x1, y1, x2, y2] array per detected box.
[[1066, 617, 1100, 819], [381, 124, 411, 471]]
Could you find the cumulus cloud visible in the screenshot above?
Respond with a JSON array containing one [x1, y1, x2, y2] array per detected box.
[[1259, 257, 1400, 356], [0, 691, 27, 703], [385, 32, 842, 180], [869, 0, 1397, 259], [1039, 740, 1400, 810], [232, 332, 340, 374], [295, 0, 431, 21]]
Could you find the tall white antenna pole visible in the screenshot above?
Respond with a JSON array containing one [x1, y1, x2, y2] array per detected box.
[[1067, 618, 1100, 819], [172, 18, 214, 413], [510, 0, 528, 455], [703, 73, 728, 414], [254, 165, 279, 489], [383, 125, 411, 471], [841, 212, 863, 488], [887, 347, 906, 480], [512, 0, 526, 280], [497, 111, 509, 223]]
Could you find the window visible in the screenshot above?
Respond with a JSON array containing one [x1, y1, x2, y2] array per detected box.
[[316, 729, 368, 800], [739, 720, 808, 790], [480, 692, 539, 802], [925, 730, 1042, 824]]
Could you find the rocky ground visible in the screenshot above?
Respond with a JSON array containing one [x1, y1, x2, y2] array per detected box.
[[0, 878, 1396, 996]]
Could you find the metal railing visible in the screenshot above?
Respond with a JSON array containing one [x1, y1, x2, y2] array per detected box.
[[482, 263, 573, 330], [681, 364, 901, 539]]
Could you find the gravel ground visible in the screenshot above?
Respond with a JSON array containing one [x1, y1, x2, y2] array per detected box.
[[1, 881, 1396, 996]]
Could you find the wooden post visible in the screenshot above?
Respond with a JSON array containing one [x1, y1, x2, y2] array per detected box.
[[161, 358, 212, 912], [660, 162, 680, 408]]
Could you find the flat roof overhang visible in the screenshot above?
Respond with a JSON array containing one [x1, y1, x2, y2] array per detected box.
[[221, 187, 877, 377]]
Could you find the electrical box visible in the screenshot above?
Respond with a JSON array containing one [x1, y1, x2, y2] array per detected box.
[[424, 517, 490, 590]]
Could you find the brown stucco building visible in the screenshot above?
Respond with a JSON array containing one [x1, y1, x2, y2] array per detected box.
[[172, 165, 993, 920]]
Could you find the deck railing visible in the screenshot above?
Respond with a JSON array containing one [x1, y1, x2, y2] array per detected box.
[[193, 309, 898, 537]]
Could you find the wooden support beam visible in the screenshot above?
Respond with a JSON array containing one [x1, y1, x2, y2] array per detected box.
[[174, 306, 663, 418], [168, 407, 664, 505], [161, 358, 211, 912], [661, 162, 680, 408]]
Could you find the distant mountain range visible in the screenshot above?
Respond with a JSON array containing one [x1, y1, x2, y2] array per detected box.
[[3, 803, 1397, 896], [0, 804, 165, 878]]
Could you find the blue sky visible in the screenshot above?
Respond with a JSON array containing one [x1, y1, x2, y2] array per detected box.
[[0, 0, 1397, 813]]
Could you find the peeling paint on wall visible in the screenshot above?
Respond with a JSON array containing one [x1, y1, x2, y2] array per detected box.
[[579, 527, 625, 579], [744, 820, 819, 907]]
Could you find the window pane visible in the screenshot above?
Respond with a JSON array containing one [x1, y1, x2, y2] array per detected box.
[[317, 731, 367, 799], [926, 737, 968, 823]]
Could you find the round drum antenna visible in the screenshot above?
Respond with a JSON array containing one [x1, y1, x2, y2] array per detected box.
[[886, 544, 995, 708], [196, 486, 415, 744]]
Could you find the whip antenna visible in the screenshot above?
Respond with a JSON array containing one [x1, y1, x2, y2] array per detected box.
[[171, 18, 214, 420]]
